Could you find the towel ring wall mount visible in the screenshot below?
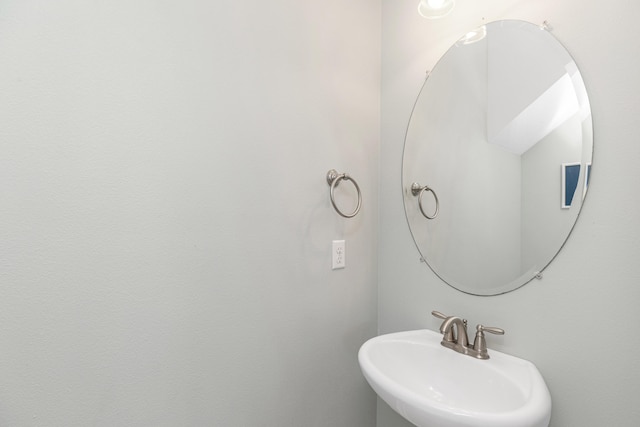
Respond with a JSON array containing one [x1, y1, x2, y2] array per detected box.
[[326, 169, 362, 218], [411, 182, 439, 220]]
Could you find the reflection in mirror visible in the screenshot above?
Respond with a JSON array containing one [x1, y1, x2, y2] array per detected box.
[[402, 20, 593, 295]]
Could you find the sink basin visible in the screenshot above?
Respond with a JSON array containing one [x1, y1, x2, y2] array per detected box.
[[358, 329, 551, 427]]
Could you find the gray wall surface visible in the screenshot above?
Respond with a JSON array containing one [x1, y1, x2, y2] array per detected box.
[[3, 1, 640, 426], [380, 0, 640, 426], [0, 1, 380, 425]]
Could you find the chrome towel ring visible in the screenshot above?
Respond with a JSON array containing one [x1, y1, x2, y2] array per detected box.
[[411, 182, 439, 219], [326, 169, 362, 218]]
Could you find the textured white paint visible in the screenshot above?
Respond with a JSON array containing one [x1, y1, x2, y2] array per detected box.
[[4, 1, 638, 425], [380, 0, 640, 426], [0, 0, 380, 425]]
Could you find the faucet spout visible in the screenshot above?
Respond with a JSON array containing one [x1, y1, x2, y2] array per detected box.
[[439, 316, 469, 348]]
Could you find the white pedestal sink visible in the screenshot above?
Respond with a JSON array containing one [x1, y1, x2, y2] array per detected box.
[[358, 329, 551, 427]]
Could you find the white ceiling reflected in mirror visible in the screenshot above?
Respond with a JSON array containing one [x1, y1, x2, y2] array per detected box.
[[402, 20, 593, 296]]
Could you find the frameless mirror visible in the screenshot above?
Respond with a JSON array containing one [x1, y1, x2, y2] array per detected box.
[[402, 20, 593, 295]]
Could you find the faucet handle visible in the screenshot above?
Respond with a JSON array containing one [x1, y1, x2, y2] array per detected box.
[[431, 310, 448, 320], [478, 325, 504, 335], [431, 311, 454, 342], [472, 324, 505, 359]]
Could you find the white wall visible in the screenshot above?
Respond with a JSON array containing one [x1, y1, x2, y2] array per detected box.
[[380, 0, 640, 426], [0, 1, 380, 425], [521, 115, 585, 271]]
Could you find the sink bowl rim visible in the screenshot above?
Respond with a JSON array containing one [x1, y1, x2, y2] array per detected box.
[[358, 329, 552, 427]]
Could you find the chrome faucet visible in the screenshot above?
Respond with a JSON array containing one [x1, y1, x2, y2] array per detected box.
[[431, 311, 504, 360]]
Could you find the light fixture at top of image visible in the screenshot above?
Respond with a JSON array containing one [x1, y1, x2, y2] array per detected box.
[[418, 0, 455, 19]]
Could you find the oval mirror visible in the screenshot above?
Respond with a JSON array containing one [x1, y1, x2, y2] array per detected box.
[[402, 20, 593, 295]]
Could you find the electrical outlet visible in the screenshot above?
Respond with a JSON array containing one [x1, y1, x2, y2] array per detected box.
[[332, 240, 345, 270]]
